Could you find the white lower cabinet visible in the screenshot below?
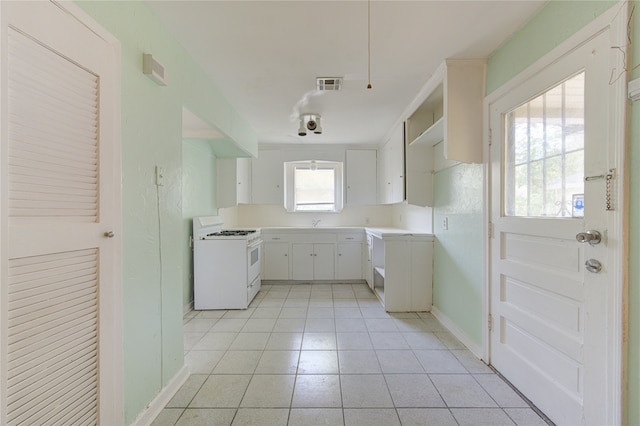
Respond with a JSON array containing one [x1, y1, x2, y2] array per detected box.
[[292, 243, 335, 280], [337, 242, 363, 280], [263, 242, 289, 280], [367, 230, 434, 312]]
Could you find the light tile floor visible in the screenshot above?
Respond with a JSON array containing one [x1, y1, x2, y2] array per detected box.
[[153, 283, 551, 426]]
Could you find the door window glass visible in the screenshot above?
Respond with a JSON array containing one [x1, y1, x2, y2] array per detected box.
[[504, 72, 584, 217]]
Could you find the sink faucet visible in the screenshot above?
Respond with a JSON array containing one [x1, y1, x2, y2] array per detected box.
[[312, 219, 321, 228]]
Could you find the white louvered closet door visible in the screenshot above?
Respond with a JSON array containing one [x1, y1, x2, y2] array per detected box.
[[1, 2, 121, 425]]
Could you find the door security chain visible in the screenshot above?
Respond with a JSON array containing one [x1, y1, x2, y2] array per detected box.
[[605, 168, 616, 211], [584, 168, 616, 211]]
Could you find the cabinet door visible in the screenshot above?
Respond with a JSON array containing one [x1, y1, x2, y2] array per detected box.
[[346, 149, 377, 205], [237, 157, 251, 204], [313, 243, 335, 280], [388, 125, 405, 203], [252, 149, 283, 205], [263, 242, 289, 280], [379, 125, 404, 204], [337, 242, 362, 280], [291, 243, 314, 280]]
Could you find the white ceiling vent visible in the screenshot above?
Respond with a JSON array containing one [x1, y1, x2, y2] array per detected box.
[[316, 77, 342, 91]]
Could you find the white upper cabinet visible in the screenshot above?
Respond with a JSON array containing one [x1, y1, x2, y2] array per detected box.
[[251, 149, 284, 205], [406, 59, 486, 163], [378, 124, 405, 205], [346, 149, 377, 206], [217, 157, 251, 208]]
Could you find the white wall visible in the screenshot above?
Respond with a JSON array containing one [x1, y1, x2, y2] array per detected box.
[[220, 144, 434, 232], [224, 204, 392, 228]]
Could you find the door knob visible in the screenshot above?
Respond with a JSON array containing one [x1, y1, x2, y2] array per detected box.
[[576, 230, 601, 246], [585, 258, 602, 273], [104, 231, 115, 238]]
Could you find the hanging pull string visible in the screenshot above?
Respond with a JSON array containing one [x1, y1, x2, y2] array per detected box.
[[367, 0, 372, 89]]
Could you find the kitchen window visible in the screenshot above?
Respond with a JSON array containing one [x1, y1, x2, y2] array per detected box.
[[284, 160, 343, 212]]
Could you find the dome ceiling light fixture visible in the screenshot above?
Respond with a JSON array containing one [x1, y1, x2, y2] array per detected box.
[[297, 114, 322, 137]]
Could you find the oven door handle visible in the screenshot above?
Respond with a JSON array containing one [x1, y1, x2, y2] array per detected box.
[[247, 239, 263, 250]]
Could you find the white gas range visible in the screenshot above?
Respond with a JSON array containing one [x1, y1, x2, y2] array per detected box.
[[193, 216, 262, 309]]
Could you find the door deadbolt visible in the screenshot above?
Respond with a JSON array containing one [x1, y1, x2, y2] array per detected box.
[[576, 230, 601, 246], [585, 258, 602, 273]]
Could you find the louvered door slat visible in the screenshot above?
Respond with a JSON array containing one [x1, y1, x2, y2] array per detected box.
[[8, 333, 96, 384], [8, 36, 99, 97], [9, 123, 97, 155], [10, 183, 97, 199], [9, 360, 97, 425], [8, 29, 98, 222], [9, 270, 96, 302], [7, 247, 98, 425], [10, 153, 97, 178], [8, 293, 97, 335], [53, 395, 97, 426], [10, 170, 97, 190], [7, 312, 97, 367], [8, 289, 97, 342], [50, 385, 98, 426], [8, 79, 98, 123], [9, 136, 98, 167], [10, 144, 97, 173], [8, 343, 96, 405], [9, 264, 96, 305]]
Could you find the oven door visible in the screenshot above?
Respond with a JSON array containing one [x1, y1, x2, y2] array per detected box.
[[247, 239, 262, 297]]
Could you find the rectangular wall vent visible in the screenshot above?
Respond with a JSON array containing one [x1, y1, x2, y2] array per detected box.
[[316, 77, 342, 91]]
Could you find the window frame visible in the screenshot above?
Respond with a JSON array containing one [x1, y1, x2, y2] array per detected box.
[[284, 160, 344, 213]]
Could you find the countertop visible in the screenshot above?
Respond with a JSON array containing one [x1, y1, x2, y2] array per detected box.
[[258, 226, 433, 239]]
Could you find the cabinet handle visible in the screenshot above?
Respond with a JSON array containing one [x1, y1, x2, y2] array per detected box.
[[272, 237, 281, 240], [284, 254, 287, 257], [339, 253, 342, 256], [345, 237, 354, 240]]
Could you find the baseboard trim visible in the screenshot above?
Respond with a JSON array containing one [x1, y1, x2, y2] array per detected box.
[[183, 299, 193, 316], [431, 305, 483, 359], [131, 365, 189, 426]]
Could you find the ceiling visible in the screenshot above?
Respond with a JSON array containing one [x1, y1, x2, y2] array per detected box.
[[147, 1, 545, 147]]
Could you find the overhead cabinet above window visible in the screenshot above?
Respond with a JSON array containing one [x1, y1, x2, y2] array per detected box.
[[406, 59, 486, 163]]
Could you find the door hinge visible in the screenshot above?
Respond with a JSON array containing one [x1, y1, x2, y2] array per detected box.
[[488, 128, 492, 146], [488, 222, 494, 239], [488, 314, 493, 332]]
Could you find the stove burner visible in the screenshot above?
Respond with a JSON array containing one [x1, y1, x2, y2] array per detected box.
[[206, 230, 256, 237]]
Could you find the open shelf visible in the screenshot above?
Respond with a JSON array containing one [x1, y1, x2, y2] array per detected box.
[[409, 117, 444, 146], [374, 266, 385, 279]]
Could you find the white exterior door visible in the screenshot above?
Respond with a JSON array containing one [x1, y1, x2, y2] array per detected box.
[[489, 24, 624, 426], [0, 2, 121, 424]]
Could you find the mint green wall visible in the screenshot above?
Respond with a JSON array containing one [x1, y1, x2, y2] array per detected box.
[[486, 1, 637, 424], [486, 1, 617, 94], [182, 140, 218, 307], [433, 164, 484, 344], [75, 2, 255, 423]]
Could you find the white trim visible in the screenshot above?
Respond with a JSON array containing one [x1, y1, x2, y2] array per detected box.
[[431, 305, 482, 358], [483, 3, 628, 425], [184, 300, 194, 316], [284, 160, 344, 213], [53, 2, 125, 423], [131, 366, 189, 426]]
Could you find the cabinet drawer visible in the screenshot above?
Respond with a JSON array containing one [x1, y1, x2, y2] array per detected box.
[[337, 233, 364, 242], [262, 234, 289, 242]]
